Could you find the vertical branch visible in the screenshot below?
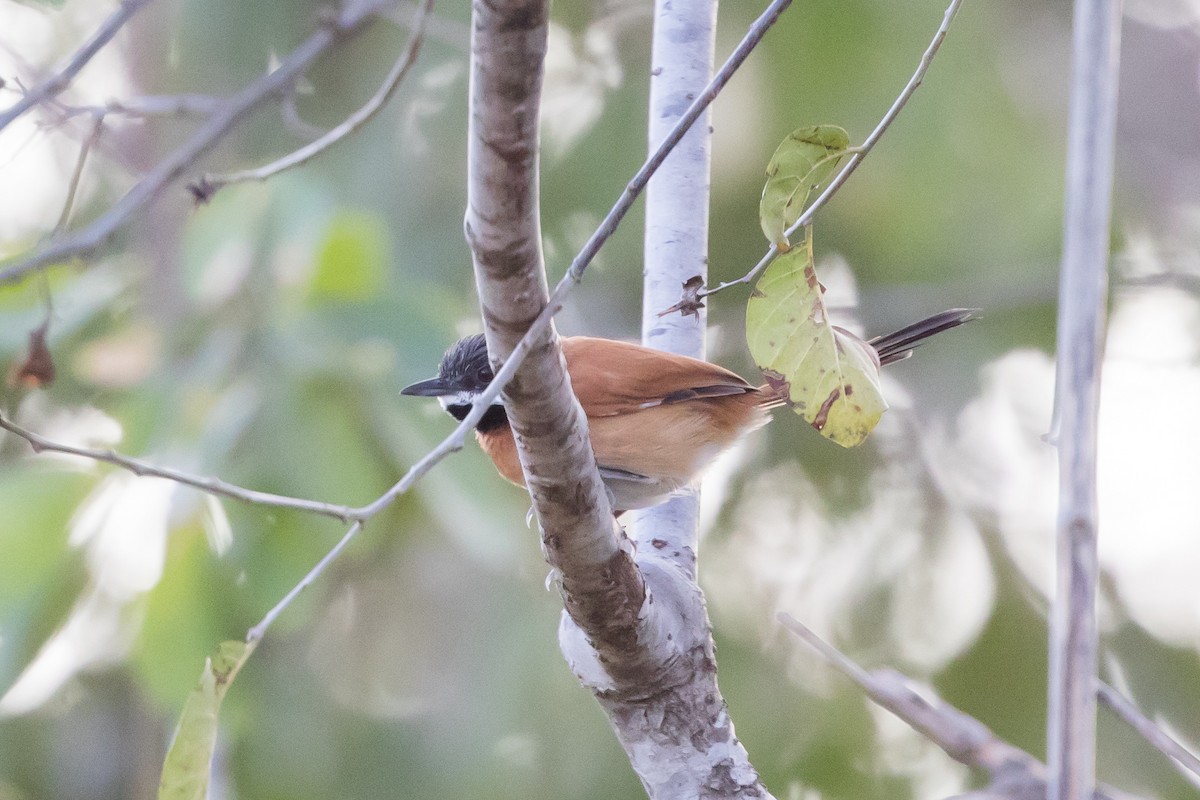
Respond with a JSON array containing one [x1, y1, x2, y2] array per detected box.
[[597, 2, 772, 798], [632, 0, 719, 571], [464, 0, 646, 668], [1047, 1, 1122, 799]]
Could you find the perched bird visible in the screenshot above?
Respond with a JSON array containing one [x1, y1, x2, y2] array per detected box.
[[402, 309, 975, 512]]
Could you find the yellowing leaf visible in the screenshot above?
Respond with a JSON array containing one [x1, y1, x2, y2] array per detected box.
[[746, 234, 887, 448], [758, 125, 849, 250], [158, 640, 256, 800]]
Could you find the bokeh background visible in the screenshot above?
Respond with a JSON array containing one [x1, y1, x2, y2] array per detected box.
[[2, 0, 1200, 797]]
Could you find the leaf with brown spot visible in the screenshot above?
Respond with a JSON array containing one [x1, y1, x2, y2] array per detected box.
[[745, 232, 887, 447], [758, 125, 849, 250]]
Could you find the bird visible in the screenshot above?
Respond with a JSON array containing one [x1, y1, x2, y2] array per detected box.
[[401, 309, 975, 513]]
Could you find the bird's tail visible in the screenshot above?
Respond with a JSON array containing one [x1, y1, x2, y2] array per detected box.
[[869, 308, 979, 366]]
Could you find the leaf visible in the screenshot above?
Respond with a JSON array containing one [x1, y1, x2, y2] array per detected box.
[[312, 211, 388, 301], [157, 640, 256, 800], [8, 320, 55, 388], [746, 233, 887, 448], [758, 125, 849, 250]]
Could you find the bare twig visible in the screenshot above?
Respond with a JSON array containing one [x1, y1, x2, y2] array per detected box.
[[52, 114, 105, 234], [194, 0, 433, 198], [247, 521, 363, 641], [778, 614, 1137, 800], [1047, 0, 1121, 797], [0, 412, 363, 522], [0, 0, 396, 286], [0, 0, 155, 133], [102, 94, 224, 118], [696, 0, 963, 303], [1097, 681, 1200, 789], [561, 0, 790, 293]]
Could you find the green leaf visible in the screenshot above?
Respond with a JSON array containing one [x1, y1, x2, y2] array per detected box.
[[311, 211, 388, 301], [758, 125, 849, 250], [158, 639, 256, 800], [746, 233, 887, 448]]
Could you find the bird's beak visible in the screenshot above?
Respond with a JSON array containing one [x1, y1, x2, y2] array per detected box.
[[400, 376, 451, 397]]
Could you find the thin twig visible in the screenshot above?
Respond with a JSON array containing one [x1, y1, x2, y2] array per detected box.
[[42, 94, 225, 127], [244, 386, 501, 641], [103, 94, 225, 118], [52, 114, 105, 234], [697, 0, 963, 302], [562, 0, 791, 291], [247, 522, 363, 641], [0, 0, 395, 286], [0, 0, 155, 133], [195, 0, 433, 198], [0, 412, 363, 522], [1097, 681, 1200, 789]]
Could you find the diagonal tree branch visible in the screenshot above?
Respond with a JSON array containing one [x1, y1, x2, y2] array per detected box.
[[0, 0, 396, 287], [779, 615, 1139, 800], [1096, 681, 1200, 790], [192, 0, 434, 200], [0, 0, 155, 133]]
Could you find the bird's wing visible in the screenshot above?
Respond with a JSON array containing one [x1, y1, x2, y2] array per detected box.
[[561, 336, 757, 418]]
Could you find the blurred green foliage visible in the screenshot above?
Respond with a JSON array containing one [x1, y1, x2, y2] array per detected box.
[[1, 1, 1199, 799]]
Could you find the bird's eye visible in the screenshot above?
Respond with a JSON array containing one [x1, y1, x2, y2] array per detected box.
[[477, 367, 492, 384]]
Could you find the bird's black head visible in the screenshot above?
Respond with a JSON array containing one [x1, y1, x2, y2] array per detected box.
[[401, 334, 506, 430], [437, 333, 494, 391]]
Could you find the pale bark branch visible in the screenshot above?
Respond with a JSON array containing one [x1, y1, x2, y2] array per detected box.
[[0, 0, 155, 133], [1047, 0, 1122, 798], [0, 0, 397, 286], [697, 0, 964, 303], [634, 0, 718, 569], [779, 615, 1139, 800], [193, 0, 433, 200], [591, 1, 773, 797]]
